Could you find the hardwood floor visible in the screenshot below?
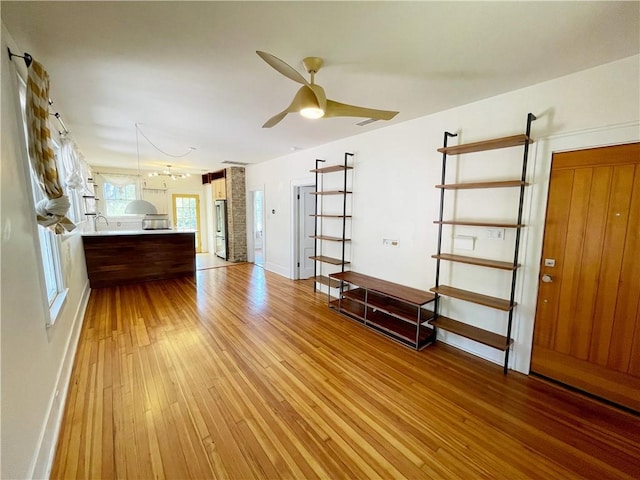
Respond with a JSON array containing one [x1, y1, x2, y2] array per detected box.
[[52, 264, 640, 479]]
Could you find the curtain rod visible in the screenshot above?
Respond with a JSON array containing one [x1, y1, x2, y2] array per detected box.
[[8, 48, 70, 136], [50, 107, 69, 136], [7, 48, 32, 67]]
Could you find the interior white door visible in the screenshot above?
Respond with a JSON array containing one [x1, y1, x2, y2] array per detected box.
[[298, 185, 316, 279], [252, 190, 264, 266]]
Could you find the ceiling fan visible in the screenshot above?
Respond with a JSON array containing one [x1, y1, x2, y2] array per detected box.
[[256, 51, 399, 128]]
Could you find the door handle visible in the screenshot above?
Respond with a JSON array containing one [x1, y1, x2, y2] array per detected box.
[[541, 274, 553, 283]]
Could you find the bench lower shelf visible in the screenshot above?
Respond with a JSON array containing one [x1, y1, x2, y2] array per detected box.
[[330, 298, 435, 350]]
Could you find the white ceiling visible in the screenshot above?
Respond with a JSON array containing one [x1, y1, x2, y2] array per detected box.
[[2, 1, 639, 174]]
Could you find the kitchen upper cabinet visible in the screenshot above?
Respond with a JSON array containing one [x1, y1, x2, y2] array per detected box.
[[213, 178, 226, 200]]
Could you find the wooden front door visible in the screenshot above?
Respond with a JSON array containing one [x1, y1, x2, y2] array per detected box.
[[531, 142, 640, 411]]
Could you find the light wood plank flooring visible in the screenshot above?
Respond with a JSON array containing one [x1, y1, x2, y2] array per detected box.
[[52, 264, 640, 479]]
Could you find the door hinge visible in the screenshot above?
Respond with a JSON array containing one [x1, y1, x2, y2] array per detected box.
[[297, 194, 300, 199], [297, 262, 300, 267]]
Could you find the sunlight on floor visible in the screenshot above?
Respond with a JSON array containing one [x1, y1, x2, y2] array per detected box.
[[195, 253, 235, 270]]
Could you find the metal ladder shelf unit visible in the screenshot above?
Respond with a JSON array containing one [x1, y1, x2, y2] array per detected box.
[[431, 113, 536, 373], [309, 152, 354, 292]]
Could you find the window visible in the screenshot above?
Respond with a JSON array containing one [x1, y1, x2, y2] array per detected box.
[[56, 139, 86, 223], [17, 73, 67, 322], [103, 181, 137, 216], [31, 175, 64, 306], [172, 194, 201, 252]]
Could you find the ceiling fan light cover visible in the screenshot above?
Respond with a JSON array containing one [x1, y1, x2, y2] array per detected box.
[[300, 107, 324, 119]]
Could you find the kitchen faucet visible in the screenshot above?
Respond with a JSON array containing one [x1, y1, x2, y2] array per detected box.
[[95, 213, 109, 229]]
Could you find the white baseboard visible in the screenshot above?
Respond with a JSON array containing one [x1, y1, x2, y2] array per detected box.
[[264, 261, 290, 278], [436, 330, 518, 371], [31, 281, 91, 479]]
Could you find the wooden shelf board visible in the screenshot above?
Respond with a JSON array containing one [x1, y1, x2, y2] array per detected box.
[[432, 254, 518, 271], [331, 298, 435, 348], [435, 220, 523, 228], [313, 275, 342, 289], [311, 190, 352, 196], [310, 165, 353, 174], [330, 298, 365, 321], [330, 271, 435, 306], [310, 214, 352, 218], [431, 316, 512, 350], [310, 235, 351, 242], [437, 134, 532, 155], [366, 310, 435, 348], [430, 285, 515, 311], [435, 180, 527, 190], [310, 255, 350, 266], [342, 288, 434, 325]]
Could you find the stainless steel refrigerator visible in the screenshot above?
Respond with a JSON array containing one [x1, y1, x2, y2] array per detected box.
[[214, 199, 228, 260]]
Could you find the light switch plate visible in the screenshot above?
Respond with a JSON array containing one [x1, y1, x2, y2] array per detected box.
[[453, 235, 475, 250]]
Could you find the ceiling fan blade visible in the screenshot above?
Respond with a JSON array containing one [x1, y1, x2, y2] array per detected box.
[[262, 109, 289, 128], [263, 86, 320, 127], [308, 84, 327, 112], [324, 99, 399, 120], [256, 51, 309, 86]]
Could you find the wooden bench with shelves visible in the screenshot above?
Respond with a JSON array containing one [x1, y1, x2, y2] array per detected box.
[[329, 271, 436, 350]]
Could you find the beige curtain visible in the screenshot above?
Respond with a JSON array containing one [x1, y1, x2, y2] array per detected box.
[[26, 60, 75, 233]]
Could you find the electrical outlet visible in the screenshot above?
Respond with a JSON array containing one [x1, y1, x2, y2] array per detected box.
[[383, 239, 399, 247], [486, 228, 505, 240]]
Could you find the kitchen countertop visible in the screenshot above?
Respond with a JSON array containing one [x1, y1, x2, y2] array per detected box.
[[81, 229, 196, 236]]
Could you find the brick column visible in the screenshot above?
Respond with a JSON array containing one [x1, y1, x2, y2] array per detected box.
[[225, 167, 247, 262]]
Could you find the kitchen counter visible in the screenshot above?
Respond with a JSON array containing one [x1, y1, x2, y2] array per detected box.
[[82, 230, 196, 288], [82, 228, 196, 236]]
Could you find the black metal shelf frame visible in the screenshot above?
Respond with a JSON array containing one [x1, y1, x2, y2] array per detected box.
[[312, 152, 354, 292], [432, 113, 537, 374]]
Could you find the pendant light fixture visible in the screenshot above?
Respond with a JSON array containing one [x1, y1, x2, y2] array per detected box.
[[124, 123, 158, 215], [149, 164, 191, 180]]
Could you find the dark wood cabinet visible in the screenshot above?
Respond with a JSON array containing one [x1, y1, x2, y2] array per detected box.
[[82, 232, 195, 288]]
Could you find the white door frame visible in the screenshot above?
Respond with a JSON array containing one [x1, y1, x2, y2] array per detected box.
[[290, 177, 315, 279], [247, 185, 265, 265]]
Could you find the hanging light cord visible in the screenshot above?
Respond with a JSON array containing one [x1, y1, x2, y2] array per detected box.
[[136, 124, 142, 175], [135, 123, 195, 158]]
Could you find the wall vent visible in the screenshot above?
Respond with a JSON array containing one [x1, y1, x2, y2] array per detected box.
[[355, 118, 379, 126], [222, 160, 250, 166]]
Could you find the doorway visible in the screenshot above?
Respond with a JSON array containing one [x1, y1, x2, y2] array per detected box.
[[296, 185, 316, 279], [172, 194, 202, 252], [531, 142, 640, 411], [252, 189, 264, 267]]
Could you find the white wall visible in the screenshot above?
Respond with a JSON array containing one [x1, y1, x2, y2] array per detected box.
[[1, 25, 91, 479], [246, 55, 640, 372]]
